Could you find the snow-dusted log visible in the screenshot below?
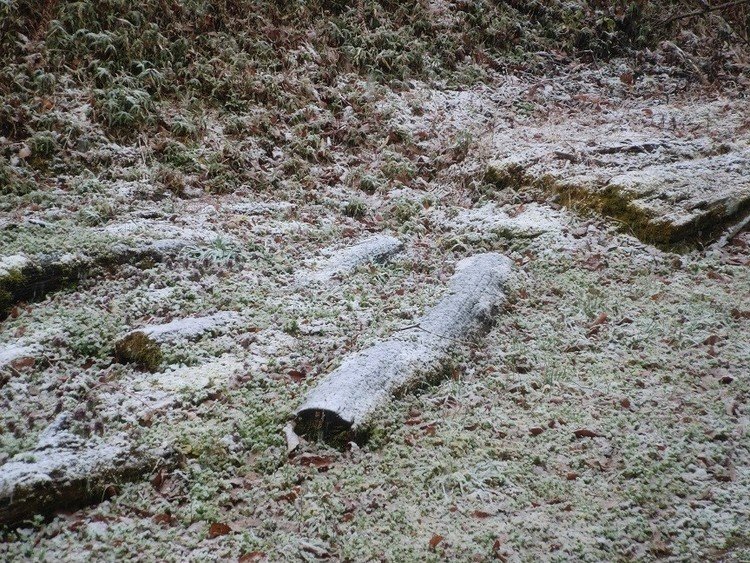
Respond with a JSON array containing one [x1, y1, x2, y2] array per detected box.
[[114, 311, 241, 370], [294, 253, 512, 441], [306, 235, 403, 282], [0, 414, 170, 526], [0, 241, 186, 321]]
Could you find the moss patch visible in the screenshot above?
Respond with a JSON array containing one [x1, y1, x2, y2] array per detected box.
[[114, 332, 164, 372]]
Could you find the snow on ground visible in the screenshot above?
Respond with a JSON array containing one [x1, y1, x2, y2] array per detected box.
[[1, 62, 748, 560]]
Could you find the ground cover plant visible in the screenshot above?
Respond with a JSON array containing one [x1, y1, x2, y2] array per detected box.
[[1, 0, 749, 561]]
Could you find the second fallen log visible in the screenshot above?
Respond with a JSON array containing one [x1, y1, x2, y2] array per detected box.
[[294, 252, 512, 442]]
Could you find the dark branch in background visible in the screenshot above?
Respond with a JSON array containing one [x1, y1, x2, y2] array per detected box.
[[659, 0, 750, 26]]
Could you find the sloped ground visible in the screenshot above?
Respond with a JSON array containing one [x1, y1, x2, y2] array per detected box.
[[2, 1, 750, 561]]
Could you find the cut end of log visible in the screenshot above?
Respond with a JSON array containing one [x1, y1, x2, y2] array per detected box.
[[294, 408, 363, 446]]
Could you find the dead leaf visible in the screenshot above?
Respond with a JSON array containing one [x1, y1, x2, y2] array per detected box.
[[529, 426, 544, 436], [153, 513, 175, 526], [429, 534, 444, 550], [296, 454, 334, 470], [277, 486, 301, 502], [573, 428, 602, 439], [10, 356, 34, 370], [703, 334, 720, 346], [288, 369, 306, 382], [238, 552, 266, 563], [208, 522, 232, 538], [471, 510, 492, 519]]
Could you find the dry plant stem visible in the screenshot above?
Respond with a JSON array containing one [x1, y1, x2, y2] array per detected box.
[[659, 0, 750, 26]]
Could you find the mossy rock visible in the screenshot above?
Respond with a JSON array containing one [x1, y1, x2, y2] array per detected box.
[[114, 332, 164, 372]]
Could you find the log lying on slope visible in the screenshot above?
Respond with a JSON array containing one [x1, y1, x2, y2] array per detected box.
[[114, 311, 241, 370], [294, 253, 512, 442], [0, 240, 186, 321], [0, 414, 170, 526], [305, 235, 404, 282]]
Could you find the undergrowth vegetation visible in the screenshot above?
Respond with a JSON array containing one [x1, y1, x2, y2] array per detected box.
[[1, 0, 748, 202]]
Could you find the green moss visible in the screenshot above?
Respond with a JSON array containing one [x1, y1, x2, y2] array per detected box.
[[0, 267, 28, 319], [114, 332, 164, 371], [483, 161, 528, 190]]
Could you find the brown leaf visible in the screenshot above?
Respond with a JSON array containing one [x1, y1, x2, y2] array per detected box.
[[620, 71, 634, 85], [703, 334, 720, 346], [288, 369, 306, 382], [10, 356, 34, 370], [429, 534, 444, 549], [276, 486, 301, 502], [730, 308, 750, 320], [590, 312, 608, 328], [208, 522, 232, 538], [472, 510, 492, 519], [238, 551, 266, 562], [573, 428, 601, 439], [529, 426, 544, 436], [153, 513, 175, 526], [297, 454, 335, 470]]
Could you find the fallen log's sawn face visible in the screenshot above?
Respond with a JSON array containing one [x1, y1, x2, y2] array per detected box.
[[294, 252, 512, 442]]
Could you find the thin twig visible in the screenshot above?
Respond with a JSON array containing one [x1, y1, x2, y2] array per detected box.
[[710, 212, 750, 250], [659, 0, 750, 27]]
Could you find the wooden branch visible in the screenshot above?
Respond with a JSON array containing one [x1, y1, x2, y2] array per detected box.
[[659, 0, 750, 27], [294, 253, 512, 443]]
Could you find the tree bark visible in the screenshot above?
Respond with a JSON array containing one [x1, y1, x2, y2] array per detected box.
[[294, 253, 512, 443], [0, 414, 170, 526]]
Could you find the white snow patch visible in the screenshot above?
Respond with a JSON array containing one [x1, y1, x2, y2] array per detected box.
[[0, 255, 29, 277], [0, 344, 38, 368], [151, 356, 244, 392], [451, 203, 565, 238], [126, 311, 242, 343]]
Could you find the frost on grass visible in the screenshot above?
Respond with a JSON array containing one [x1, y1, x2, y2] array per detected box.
[[295, 253, 512, 442], [486, 101, 750, 245], [0, 414, 169, 526]]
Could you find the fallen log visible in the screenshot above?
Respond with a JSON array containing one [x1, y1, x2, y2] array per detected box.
[[114, 311, 241, 370], [0, 241, 186, 321], [0, 414, 170, 526], [305, 235, 403, 282], [294, 252, 512, 443]]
